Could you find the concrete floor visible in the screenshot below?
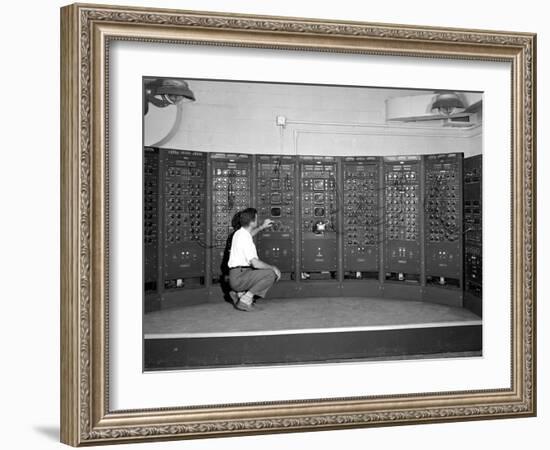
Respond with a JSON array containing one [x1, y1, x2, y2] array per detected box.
[[144, 297, 481, 337]]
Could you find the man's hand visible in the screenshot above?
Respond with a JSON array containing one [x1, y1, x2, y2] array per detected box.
[[251, 218, 274, 237], [261, 218, 274, 230], [271, 265, 281, 281]]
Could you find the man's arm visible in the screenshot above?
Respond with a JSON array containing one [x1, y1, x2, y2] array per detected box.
[[250, 218, 273, 237]]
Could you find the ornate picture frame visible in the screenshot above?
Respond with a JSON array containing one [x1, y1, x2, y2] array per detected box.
[[60, 3, 536, 446]]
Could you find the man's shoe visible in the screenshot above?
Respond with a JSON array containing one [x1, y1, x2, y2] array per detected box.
[[229, 290, 245, 304], [229, 291, 239, 304], [234, 301, 254, 312]]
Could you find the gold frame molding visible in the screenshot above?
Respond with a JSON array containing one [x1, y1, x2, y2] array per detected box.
[[60, 2, 536, 446]]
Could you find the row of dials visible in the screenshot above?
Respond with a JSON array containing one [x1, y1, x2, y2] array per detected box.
[[212, 167, 251, 246], [384, 169, 419, 241], [144, 154, 158, 245], [425, 164, 460, 243], [164, 158, 206, 245], [301, 168, 337, 233], [344, 164, 379, 247], [257, 163, 296, 239]]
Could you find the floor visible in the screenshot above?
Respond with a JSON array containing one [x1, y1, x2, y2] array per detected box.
[[144, 296, 481, 338]]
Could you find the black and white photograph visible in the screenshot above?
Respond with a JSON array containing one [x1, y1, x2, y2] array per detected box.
[[142, 78, 483, 370], [1, 0, 543, 446]]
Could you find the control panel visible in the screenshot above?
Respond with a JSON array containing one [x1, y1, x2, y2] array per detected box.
[[383, 156, 421, 282], [211, 153, 252, 280], [342, 156, 380, 278], [299, 156, 338, 278], [256, 155, 296, 276], [143, 148, 472, 307], [464, 155, 482, 246], [464, 155, 482, 299], [424, 153, 463, 287], [163, 149, 207, 289], [464, 245, 482, 297], [144, 147, 159, 292]]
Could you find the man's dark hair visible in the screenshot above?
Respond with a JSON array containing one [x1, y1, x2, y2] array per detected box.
[[239, 208, 257, 228], [231, 212, 241, 230]]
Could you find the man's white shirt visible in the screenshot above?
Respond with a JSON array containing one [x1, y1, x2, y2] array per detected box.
[[228, 228, 258, 268]]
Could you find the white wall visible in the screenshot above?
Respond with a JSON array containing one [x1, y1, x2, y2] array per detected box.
[[0, 1, 545, 450], [145, 80, 482, 157]]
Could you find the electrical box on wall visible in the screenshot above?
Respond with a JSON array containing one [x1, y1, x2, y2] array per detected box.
[[424, 153, 463, 288], [463, 154, 482, 316], [383, 155, 422, 283], [342, 156, 381, 279], [143, 147, 159, 295], [162, 149, 207, 290], [256, 155, 297, 277], [299, 156, 339, 279], [210, 153, 253, 282]]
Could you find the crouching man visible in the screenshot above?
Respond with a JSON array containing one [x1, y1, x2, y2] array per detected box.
[[227, 207, 281, 311]]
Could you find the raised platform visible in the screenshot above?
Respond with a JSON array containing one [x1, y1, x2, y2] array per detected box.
[[146, 279, 464, 312], [144, 297, 482, 370]]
